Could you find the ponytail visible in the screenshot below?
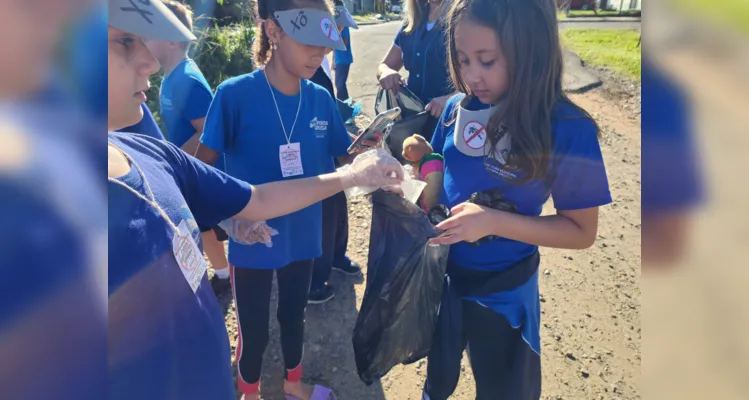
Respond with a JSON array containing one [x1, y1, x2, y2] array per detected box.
[[253, 23, 272, 66]]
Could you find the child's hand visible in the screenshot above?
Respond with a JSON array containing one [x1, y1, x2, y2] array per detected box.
[[379, 69, 405, 93], [425, 95, 450, 118], [428, 202, 494, 245]]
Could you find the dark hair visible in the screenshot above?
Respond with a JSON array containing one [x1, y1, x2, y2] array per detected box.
[[253, 0, 334, 66], [445, 0, 599, 184]]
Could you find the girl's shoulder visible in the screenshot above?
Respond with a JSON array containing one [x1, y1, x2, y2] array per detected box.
[[303, 78, 337, 106], [550, 99, 600, 148], [443, 93, 466, 114], [215, 70, 263, 96]]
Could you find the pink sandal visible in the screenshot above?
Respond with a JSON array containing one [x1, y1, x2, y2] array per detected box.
[[285, 385, 337, 400]]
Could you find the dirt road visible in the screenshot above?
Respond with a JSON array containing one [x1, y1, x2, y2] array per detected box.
[[213, 80, 642, 400], [213, 20, 642, 399]]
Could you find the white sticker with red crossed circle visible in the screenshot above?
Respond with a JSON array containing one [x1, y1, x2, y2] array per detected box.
[[462, 121, 487, 150], [320, 18, 340, 41]]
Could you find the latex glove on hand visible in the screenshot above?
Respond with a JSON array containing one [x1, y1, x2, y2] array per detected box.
[[339, 148, 404, 190], [218, 220, 279, 247]]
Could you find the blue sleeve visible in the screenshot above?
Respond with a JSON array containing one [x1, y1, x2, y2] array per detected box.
[[166, 141, 252, 226], [119, 104, 165, 140], [175, 77, 213, 122], [327, 95, 353, 158], [550, 117, 612, 211], [430, 95, 458, 155], [641, 62, 703, 213], [394, 26, 403, 47], [200, 83, 232, 153]]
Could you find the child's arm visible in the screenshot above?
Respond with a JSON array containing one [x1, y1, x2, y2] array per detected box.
[[429, 204, 599, 250]]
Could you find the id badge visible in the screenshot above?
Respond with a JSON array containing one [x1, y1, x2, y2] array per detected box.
[[280, 142, 304, 177], [173, 220, 208, 293]]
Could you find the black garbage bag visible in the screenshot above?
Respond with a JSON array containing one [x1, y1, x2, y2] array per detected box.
[[375, 86, 433, 163], [353, 190, 450, 385]]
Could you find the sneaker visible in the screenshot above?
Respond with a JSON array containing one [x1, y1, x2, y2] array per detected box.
[[308, 284, 335, 305], [210, 275, 231, 296], [333, 260, 362, 276]]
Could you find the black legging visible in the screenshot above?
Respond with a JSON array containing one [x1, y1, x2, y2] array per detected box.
[[231, 260, 313, 391], [311, 190, 349, 292], [424, 300, 541, 400]]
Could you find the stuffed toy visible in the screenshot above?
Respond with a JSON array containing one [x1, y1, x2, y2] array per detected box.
[[402, 134, 444, 212]]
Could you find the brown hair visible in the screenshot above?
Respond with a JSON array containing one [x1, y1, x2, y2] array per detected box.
[[403, 0, 429, 33], [163, 1, 194, 49], [445, 0, 599, 184], [253, 0, 335, 66]]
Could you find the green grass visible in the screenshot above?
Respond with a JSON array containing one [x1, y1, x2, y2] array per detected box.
[[557, 9, 641, 19], [561, 28, 641, 81], [675, 0, 749, 35]]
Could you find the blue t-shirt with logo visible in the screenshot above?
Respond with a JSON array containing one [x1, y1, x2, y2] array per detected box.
[[200, 70, 352, 270], [431, 94, 612, 354], [108, 132, 252, 400], [334, 27, 353, 65], [159, 58, 224, 170]]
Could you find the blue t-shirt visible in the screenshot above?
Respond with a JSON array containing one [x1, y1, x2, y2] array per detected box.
[[119, 103, 165, 140], [334, 27, 353, 65], [160, 58, 213, 147], [200, 70, 352, 269], [1, 105, 106, 400], [159, 58, 225, 171], [69, 4, 107, 121], [431, 94, 612, 354], [108, 132, 252, 400], [641, 60, 703, 213], [394, 20, 452, 104]]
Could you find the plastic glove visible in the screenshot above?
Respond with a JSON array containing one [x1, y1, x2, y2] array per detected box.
[[339, 148, 404, 189], [218, 220, 279, 247]]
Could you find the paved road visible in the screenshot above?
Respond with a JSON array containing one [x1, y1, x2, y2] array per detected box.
[[345, 20, 633, 117]]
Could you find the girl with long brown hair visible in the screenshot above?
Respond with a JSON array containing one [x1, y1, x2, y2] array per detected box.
[[424, 0, 612, 398]]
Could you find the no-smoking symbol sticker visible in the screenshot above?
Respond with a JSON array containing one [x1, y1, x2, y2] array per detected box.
[[320, 18, 340, 41], [462, 121, 486, 150]]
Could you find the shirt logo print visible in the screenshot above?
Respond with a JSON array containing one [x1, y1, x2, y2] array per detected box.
[[310, 117, 329, 138]]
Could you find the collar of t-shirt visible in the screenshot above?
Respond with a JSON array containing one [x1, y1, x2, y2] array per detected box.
[[426, 20, 437, 31]]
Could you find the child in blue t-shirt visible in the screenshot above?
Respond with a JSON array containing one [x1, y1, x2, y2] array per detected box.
[[143, 0, 232, 295], [332, 25, 352, 101], [422, 0, 612, 399], [196, 1, 357, 399], [107, 1, 400, 399]]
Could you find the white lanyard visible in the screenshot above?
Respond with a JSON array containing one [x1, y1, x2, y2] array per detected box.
[[107, 144, 179, 234], [263, 68, 302, 145]]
